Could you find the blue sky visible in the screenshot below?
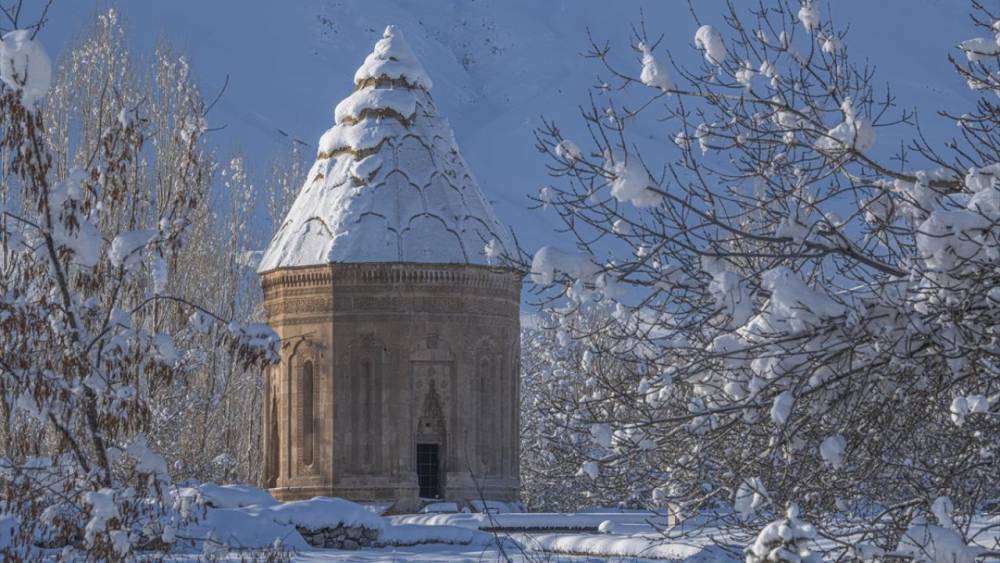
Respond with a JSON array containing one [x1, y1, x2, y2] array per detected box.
[[33, 0, 978, 254]]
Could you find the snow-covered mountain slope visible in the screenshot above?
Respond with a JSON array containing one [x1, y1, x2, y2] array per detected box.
[[38, 0, 979, 253]]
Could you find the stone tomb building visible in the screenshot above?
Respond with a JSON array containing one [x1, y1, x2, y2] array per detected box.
[[258, 26, 521, 507]]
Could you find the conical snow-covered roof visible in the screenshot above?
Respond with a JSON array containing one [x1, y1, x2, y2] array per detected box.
[[258, 26, 512, 273]]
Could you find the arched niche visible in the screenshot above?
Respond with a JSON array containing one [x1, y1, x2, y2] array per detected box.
[[264, 364, 281, 488], [346, 334, 389, 472], [473, 337, 501, 475], [288, 337, 320, 475]]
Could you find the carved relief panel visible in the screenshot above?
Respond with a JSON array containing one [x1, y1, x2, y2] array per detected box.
[[411, 334, 455, 466]]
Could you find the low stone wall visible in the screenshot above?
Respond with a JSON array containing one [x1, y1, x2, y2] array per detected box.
[[296, 524, 380, 550]]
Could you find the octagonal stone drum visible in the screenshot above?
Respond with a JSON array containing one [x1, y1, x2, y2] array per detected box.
[[260, 263, 521, 507]]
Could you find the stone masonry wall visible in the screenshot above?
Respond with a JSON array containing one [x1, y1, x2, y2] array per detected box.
[[260, 262, 522, 506]]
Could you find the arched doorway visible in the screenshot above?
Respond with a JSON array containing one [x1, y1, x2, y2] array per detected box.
[[415, 379, 446, 499]]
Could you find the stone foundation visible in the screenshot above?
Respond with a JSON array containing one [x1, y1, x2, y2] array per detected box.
[[296, 525, 380, 550]]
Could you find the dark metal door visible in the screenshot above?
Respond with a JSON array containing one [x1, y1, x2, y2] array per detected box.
[[416, 443, 441, 499]]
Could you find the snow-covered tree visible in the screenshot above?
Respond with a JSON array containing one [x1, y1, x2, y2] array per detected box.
[[0, 5, 278, 558], [39, 8, 304, 489], [518, 0, 1000, 556], [520, 311, 676, 514]]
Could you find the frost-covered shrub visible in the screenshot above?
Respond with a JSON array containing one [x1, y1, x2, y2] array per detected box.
[[897, 519, 980, 563], [745, 505, 823, 563]]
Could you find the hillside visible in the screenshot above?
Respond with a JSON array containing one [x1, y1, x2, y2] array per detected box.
[[39, 0, 978, 252]]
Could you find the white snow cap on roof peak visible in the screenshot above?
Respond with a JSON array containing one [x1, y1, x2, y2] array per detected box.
[[353, 25, 432, 90], [257, 26, 512, 272]]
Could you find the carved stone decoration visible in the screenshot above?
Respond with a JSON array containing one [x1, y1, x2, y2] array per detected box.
[[266, 296, 334, 317], [416, 380, 446, 438]]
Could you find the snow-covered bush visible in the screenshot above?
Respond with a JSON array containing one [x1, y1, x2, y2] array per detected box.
[[745, 504, 823, 563], [897, 518, 980, 563], [0, 6, 278, 559], [517, 0, 1000, 557]]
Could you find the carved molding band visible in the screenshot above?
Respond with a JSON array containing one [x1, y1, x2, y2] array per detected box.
[[329, 263, 521, 292], [262, 263, 522, 297], [265, 297, 335, 316], [265, 296, 517, 319]]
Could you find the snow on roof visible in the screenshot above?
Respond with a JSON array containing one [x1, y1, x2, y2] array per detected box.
[[259, 25, 512, 273], [353, 25, 432, 90]]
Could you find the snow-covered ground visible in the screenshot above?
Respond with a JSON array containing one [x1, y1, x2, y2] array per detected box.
[[164, 484, 735, 561], [291, 540, 733, 562], [158, 484, 1000, 561]]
